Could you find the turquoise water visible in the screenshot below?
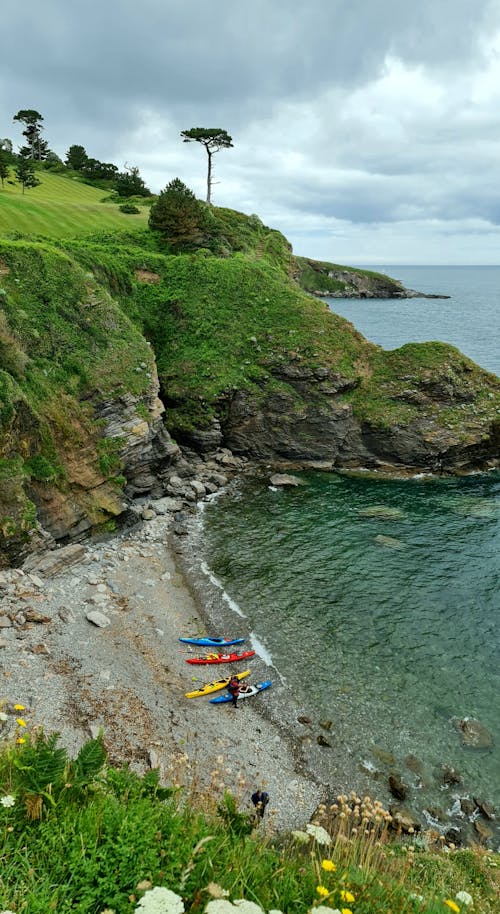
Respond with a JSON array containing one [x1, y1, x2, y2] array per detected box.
[[199, 268, 500, 838], [201, 471, 500, 835]]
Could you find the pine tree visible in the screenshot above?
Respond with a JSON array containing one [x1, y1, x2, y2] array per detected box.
[[180, 128, 233, 204], [0, 150, 9, 187], [15, 158, 41, 193], [149, 178, 208, 250], [13, 110, 49, 161]]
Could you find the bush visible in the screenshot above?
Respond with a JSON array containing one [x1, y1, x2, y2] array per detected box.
[[119, 203, 140, 214]]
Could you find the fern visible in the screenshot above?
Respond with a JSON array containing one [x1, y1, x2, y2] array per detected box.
[[13, 732, 68, 795], [70, 735, 106, 787]]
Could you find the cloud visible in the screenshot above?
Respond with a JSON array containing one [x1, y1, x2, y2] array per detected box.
[[2, 0, 500, 262]]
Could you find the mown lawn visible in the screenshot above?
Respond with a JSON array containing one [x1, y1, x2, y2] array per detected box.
[[0, 171, 148, 238]]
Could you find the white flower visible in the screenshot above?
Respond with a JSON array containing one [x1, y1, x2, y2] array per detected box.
[[310, 908, 340, 914], [455, 891, 473, 906], [291, 829, 310, 844], [135, 887, 184, 914], [0, 795, 15, 808], [0, 712, 8, 722], [305, 823, 331, 845], [205, 902, 264, 914]]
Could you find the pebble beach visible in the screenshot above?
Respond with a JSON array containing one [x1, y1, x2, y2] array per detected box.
[[0, 500, 324, 832]]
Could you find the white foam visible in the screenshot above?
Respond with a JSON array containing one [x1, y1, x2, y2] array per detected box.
[[199, 560, 246, 618], [250, 631, 273, 666]]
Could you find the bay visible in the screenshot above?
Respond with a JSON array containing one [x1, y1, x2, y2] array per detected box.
[[327, 265, 500, 377], [198, 266, 500, 842]]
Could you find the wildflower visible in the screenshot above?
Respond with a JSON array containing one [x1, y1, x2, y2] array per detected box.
[[311, 909, 340, 914], [341, 909, 353, 914], [316, 886, 330, 898], [16, 738, 25, 745], [205, 902, 264, 914], [0, 795, 15, 808], [306, 823, 331, 845], [135, 887, 184, 914], [455, 892, 473, 907], [291, 830, 310, 844], [13, 704, 25, 711], [444, 902, 460, 914], [340, 891, 355, 904], [321, 859, 337, 872], [206, 884, 230, 899], [16, 718, 27, 727]]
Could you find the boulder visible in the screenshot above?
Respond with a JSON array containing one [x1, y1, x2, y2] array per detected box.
[[270, 473, 302, 487], [23, 544, 87, 577], [454, 717, 493, 749], [388, 773, 408, 801], [389, 805, 421, 833], [473, 797, 496, 820], [86, 610, 111, 628]]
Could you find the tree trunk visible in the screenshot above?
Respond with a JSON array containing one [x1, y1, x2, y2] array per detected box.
[[206, 147, 212, 204]]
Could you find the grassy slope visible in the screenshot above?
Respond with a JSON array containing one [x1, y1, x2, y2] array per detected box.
[[0, 171, 148, 238]]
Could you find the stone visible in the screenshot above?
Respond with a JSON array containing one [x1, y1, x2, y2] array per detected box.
[[319, 719, 333, 731], [444, 826, 463, 846], [388, 773, 408, 801], [189, 480, 206, 497], [58, 609, 75, 623], [24, 544, 87, 577], [24, 609, 51, 624], [473, 819, 493, 843], [30, 642, 50, 655], [0, 638, 7, 648], [0, 616, 12, 628], [359, 505, 406, 520], [371, 746, 395, 766], [86, 610, 111, 628], [454, 717, 493, 749], [27, 574, 44, 588], [148, 748, 161, 769], [404, 754, 423, 776], [374, 534, 406, 550], [297, 715, 312, 725], [473, 797, 496, 820], [441, 765, 462, 786], [141, 508, 156, 520], [460, 798, 476, 817], [270, 473, 302, 487], [316, 733, 332, 747], [389, 805, 421, 833]]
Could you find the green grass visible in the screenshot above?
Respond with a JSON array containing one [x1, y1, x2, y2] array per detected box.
[[0, 731, 498, 914], [0, 171, 148, 238]]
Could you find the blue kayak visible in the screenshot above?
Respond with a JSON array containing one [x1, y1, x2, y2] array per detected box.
[[179, 637, 245, 647], [210, 680, 272, 704]]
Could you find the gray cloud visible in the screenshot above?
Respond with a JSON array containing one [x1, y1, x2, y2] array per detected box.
[[2, 0, 500, 262]]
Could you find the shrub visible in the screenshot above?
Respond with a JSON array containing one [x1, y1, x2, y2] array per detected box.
[[119, 203, 141, 215]]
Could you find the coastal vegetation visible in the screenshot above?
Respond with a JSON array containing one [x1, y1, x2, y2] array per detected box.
[[0, 727, 498, 914]]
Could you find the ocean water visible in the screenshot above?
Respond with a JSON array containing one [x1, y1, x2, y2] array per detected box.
[[198, 266, 500, 840], [328, 265, 500, 377]]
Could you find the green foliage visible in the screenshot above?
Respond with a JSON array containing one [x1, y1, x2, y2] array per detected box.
[[65, 144, 89, 170], [0, 149, 9, 187], [13, 108, 49, 161], [181, 127, 234, 204], [24, 454, 62, 483], [0, 733, 498, 914], [119, 202, 141, 214], [98, 436, 124, 480], [115, 165, 150, 198], [14, 158, 41, 193], [149, 178, 210, 251]]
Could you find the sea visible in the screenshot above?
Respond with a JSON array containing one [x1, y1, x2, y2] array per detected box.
[[192, 266, 500, 842]]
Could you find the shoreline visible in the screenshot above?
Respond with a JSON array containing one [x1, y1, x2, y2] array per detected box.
[[0, 502, 324, 833]]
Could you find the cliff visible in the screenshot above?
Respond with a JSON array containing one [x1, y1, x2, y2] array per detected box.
[[0, 207, 499, 565]]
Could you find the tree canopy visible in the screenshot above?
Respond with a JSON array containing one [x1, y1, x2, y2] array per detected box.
[[13, 109, 49, 160], [115, 164, 150, 198], [148, 178, 209, 250], [180, 127, 233, 204], [14, 158, 41, 193], [65, 144, 89, 171]]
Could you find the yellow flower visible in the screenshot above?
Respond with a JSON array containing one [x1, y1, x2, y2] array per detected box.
[[321, 859, 337, 872], [16, 718, 27, 727], [444, 902, 460, 914], [14, 704, 25, 711], [316, 885, 330, 898], [16, 737, 25, 744], [341, 909, 353, 914], [340, 891, 355, 903]]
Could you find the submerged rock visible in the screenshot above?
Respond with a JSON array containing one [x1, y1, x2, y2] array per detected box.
[[359, 505, 406, 520], [453, 717, 493, 749], [374, 534, 406, 550], [269, 473, 302, 487]]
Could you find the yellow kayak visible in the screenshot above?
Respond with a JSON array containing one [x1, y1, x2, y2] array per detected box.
[[185, 669, 250, 699]]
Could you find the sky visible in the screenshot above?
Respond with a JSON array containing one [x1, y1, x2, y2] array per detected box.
[[2, 0, 500, 264]]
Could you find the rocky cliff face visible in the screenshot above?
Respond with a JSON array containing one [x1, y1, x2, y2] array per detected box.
[[222, 354, 500, 473]]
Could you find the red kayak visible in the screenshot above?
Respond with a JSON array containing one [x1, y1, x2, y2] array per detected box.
[[185, 650, 256, 665]]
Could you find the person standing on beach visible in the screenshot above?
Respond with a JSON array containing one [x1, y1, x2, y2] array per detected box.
[[228, 674, 240, 708], [251, 788, 269, 818]]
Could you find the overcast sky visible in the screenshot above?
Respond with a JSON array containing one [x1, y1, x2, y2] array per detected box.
[[2, 0, 500, 264]]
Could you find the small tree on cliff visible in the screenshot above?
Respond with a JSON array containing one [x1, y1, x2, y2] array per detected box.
[[180, 127, 233, 204], [149, 178, 209, 251]]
